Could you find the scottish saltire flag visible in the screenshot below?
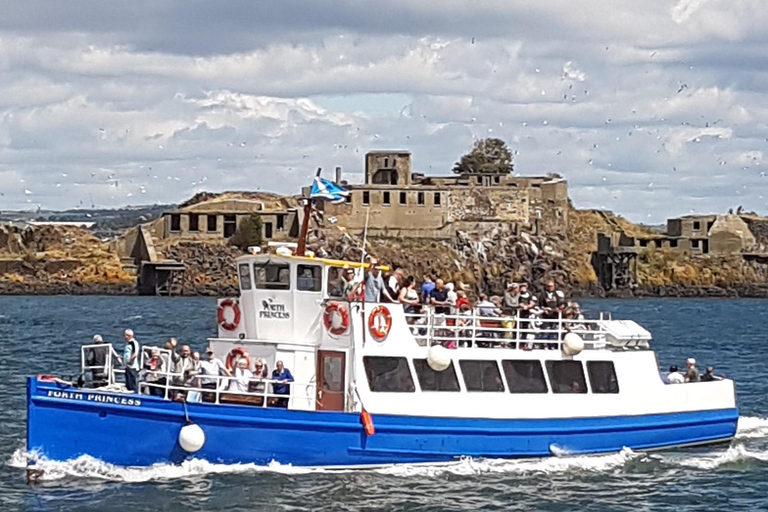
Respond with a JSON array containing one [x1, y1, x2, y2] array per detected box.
[[310, 176, 350, 204]]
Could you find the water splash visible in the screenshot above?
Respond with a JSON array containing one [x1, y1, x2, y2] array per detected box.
[[737, 416, 768, 439], [661, 444, 768, 470]]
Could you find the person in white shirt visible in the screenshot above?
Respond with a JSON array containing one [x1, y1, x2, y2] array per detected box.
[[666, 365, 684, 384], [198, 347, 230, 390], [227, 358, 253, 393], [445, 283, 458, 315]]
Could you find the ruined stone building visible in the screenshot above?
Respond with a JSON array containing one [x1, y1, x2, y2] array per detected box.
[[316, 151, 569, 239]]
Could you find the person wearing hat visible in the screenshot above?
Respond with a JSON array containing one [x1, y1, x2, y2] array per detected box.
[[198, 346, 230, 394], [685, 358, 699, 382]]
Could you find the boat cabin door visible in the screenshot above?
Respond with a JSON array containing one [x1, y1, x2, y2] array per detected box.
[[316, 350, 345, 411]]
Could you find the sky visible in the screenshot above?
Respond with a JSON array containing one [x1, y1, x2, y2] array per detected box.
[[1, 0, 767, 222]]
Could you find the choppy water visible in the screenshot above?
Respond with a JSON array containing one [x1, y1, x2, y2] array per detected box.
[[1, 296, 768, 511]]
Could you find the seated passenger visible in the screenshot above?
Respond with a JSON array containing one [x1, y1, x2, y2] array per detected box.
[[398, 276, 421, 317], [701, 366, 722, 382], [685, 358, 699, 382], [271, 361, 294, 408], [226, 358, 253, 393], [666, 365, 684, 384], [476, 294, 498, 317], [143, 347, 167, 397]]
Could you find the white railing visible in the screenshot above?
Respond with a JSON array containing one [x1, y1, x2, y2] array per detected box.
[[402, 307, 613, 350], [80, 344, 313, 408]]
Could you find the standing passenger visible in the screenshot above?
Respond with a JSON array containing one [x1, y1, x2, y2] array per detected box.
[[421, 275, 435, 303], [271, 361, 294, 408], [685, 358, 700, 382], [365, 263, 393, 303], [123, 329, 141, 393]]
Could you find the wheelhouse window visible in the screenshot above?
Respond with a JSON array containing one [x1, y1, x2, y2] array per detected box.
[[169, 214, 181, 232], [207, 214, 218, 232], [459, 360, 504, 392], [545, 360, 587, 394], [189, 214, 199, 232], [297, 264, 322, 292], [501, 360, 548, 393], [326, 266, 346, 298], [238, 263, 252, 290], [413, 359, 460, 392], [586, 361, 619, 394], [254, 262, 290, 290], [363, 356, 415, 392]]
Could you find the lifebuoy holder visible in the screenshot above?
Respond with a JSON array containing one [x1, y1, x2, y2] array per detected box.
[[324, 301, 350, 336], [218, 299, 241, 331], [226, 347, 250, 371], [368, 305, 392, 342]]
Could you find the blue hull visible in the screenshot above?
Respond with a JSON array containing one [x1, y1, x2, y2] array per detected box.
[[27, 378, 738, 467]]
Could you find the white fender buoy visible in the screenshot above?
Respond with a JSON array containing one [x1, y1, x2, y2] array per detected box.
[[427, 345, 451, 372], [179, 422, 205, 453], [562, 332, 584, 356]]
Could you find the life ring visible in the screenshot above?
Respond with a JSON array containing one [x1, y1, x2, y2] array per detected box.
[[324, 302, 350, 336], [368, 306, 392, 342], [226, 347, 250, 371], [218, 299, 241, 331]]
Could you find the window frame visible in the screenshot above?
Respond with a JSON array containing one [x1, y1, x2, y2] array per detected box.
[[362, 191, 370, 206], [188, 213, 199, 232], [413, 359, 460, 392], [417, 192, 425, 206], [545, 360, 588, 394], [399, 191, 407, 205], [207, 214, 218, 233], [363, 356, 415, 393], [501, 360, 548, 394], [459, 360, 505, 392], [169, 213, 181, 232], [238, 263, 252, 290], [586, 361, 620, 394], [433, 192, 441, 206], [296, 264, 322, 292], [382, 191, 391, 206], [254, 262, 291, 290]]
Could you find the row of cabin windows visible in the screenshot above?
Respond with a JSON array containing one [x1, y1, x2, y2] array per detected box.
[[357, 191, 441, 207], [363, 357, 619, 394], [169, 213, 284, 238], [239, 262, 322, 292]]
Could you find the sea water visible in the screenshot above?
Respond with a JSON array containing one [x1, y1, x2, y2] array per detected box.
[[1, 296, 767, 511]]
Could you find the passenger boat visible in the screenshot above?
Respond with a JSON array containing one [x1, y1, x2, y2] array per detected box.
[[26, 249, 738, 469]]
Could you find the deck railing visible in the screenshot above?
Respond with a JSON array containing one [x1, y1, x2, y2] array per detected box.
[[79, 344, 314, 408], [402, 307, 613, 350]]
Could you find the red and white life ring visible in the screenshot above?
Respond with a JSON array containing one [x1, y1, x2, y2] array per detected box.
[[368, 305, 392, 342], [324, 302, 350, 336], [225, 347, 250, 371], [218, 299, 241, 331]]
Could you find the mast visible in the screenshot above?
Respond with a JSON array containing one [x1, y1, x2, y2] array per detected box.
[[296, 167, 322, 257]]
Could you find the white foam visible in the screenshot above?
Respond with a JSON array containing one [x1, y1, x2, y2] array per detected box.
[[663, 444, 768, 470], [737, 416, 768, 439]]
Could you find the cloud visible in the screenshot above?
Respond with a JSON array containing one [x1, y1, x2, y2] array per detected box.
[[0, 1, 767, 222]]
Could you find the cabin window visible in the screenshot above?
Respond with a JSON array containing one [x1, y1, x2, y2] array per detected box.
[[223, 214, 237, 238], [169, 214, 181, 232], [501, 360, 548, 393], [399, 191, 407, 205], [326, 266, 344, 298], [383, 191, 391, 206], [494, 176, 500, 184], [459, 360, 505, 392], [254, 263, 290, 290], [545, 361, 587, 394], [363, 356, 415, 393], [433, 192, 441, 206], [587, 361, 619, 394], [264, 222, 273, 239], [297, 264, 322, 292], [207, 215, 218, 232], [189, 214, 199, 232], [413, 359, 460, 392], [277, 215, 285, 231], [693, 221, 701, 230], [363, 191, 370, 206], [238, 263, 252, 290], [417, 192, 425, 206]]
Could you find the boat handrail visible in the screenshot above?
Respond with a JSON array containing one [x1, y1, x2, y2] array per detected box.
[[402, 307, 649, 350]]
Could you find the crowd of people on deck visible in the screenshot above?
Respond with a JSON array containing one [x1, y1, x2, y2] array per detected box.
[[663, 357, 723, 384], [84, 331, 294, 405]]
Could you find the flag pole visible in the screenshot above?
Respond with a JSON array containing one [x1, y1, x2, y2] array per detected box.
[[296, 167, 322, 257]]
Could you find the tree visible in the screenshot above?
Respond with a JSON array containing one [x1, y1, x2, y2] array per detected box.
[[230, 213, 263, 252], [453, 138, 514, 175]]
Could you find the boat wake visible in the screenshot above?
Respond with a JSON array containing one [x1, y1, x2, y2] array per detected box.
[[9, 416, 768, 483]]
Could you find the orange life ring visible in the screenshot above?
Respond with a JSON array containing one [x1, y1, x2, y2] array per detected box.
[[368, 305, 392, 342], [324, 302, 350, 336], [226, 347, 250, 371], [218, 299, 241, 331]]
